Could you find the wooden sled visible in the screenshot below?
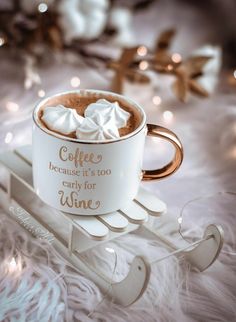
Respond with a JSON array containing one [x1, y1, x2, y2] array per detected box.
[[0, 146, 224, 306]]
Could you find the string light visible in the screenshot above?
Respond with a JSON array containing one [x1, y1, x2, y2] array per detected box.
[[177, 191, 236, 248], [139, 60, 149, 71], [7, 256, 22, 273], [70, 76, 80, 88], [177, 217, 182, 224], [38, 3, 48, 13], [152, 95, 162, 106], [38, 89, 46, 98], [137, 46, 147, 57], [5, 132, 13, 144], [171, 53, 182, 63], [8, 257, 17, 272], [0, 36, 5, 47], [163, 110, 174, 122]]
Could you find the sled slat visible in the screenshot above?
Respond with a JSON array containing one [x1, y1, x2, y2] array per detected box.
[[67, 214, 109, 240], [135, 187, 167, 216], [120, 201, 148, 224], [97, 212, 129, 232]]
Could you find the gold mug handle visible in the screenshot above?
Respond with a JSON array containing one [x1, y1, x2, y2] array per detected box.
[[142, 124, 184, 181]]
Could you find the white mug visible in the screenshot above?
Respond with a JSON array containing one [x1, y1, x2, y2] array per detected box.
[[32, 90, 183, 215]]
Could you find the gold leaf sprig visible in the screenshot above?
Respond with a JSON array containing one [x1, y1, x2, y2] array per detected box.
[[107, 47, 150, 94], [172, 56, 212, 102], [108, 29, 215, 102], [152, 30, 214, 101]]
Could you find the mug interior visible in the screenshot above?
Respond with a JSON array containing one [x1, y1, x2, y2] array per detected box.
[[33, 89, 146, 144]]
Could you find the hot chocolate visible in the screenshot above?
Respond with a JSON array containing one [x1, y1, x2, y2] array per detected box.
[[38, 91, 142, 140]]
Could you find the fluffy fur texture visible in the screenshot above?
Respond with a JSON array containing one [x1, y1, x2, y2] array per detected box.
[[0, 207, 236, 321]]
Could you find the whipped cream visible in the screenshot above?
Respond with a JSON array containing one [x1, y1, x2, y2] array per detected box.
[[84, 99, 131, 129], [42, 105, 84, 135], [76, 111, 120, 140]]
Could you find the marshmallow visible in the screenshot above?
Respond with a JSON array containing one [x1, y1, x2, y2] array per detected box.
[[84, 99, 131, 129], [76, 111, 120, 140], [42, 105, 84, 135]]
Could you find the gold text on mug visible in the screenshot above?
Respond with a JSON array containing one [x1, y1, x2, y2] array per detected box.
[[58, 190, 101, 210], [59, 146, 102, 167]]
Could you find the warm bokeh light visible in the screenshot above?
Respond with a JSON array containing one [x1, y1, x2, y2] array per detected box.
[[163, 110, 174, 122], [6, 101, 19, 112], [38, 89, 46, 97], [171, 53, 182, 63], [167, 64, 174, 71], [38, 3, 48, 13], [152, 95, 162, 106], [70, 76, 81, 88], [139, 60, 149, 71], [137, 46, 148, 57], [8, 257, 17, 272], [7, 257, 22, 273], [24, 78, 32, 89], [0, 37, 5, 46], [229, 146, 236, 159], [234, 70, 236, 79]]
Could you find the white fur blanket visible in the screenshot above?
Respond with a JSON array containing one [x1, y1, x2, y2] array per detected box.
[[0, 202, 236, 322]]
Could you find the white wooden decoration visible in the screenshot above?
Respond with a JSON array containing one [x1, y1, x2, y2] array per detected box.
[[185, 224, 224, 271], [135, 187, 167, 215], [97, 212, 129, 232], [111, 256, 151, 306], [120, 201, 148, 223], [0, 146, 224, 306]]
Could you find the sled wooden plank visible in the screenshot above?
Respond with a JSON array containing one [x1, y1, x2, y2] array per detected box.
[[97, 212, 129, 232], [135, 186, 167, 216], [119, 201, 149, 224], [65, 214, 109, 241], [0, 150, 33, 190], [185, 224, 224, 272]]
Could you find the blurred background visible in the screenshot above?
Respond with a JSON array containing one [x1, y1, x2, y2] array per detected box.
[[0, 0, 236, 150]]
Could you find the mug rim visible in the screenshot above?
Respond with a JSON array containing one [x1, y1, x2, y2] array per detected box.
[[33, 89, 147, 145]]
